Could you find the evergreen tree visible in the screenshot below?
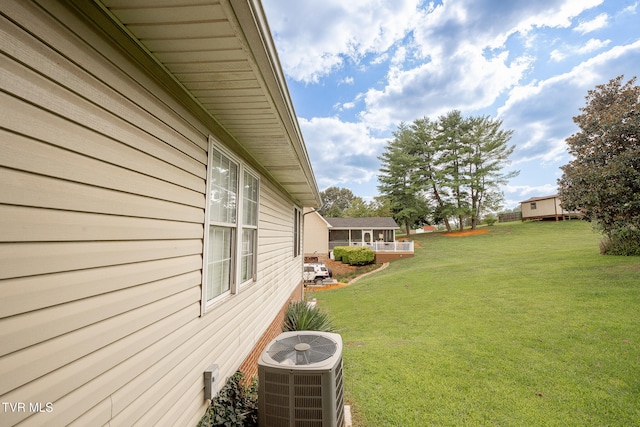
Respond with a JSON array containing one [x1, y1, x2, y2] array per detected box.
[[378, 123, 429, 235], [465, 115, 517, 229]]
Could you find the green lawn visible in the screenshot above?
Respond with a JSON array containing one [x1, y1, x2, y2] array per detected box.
[[312, 221, 640, 426]]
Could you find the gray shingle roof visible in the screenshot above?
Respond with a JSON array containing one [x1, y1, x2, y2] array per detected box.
[[324, 217, 399, 229]]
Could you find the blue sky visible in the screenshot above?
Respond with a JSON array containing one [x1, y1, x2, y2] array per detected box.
[[262, 0, 640, 209]]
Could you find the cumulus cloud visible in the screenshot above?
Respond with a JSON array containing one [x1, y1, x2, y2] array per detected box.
[[550, 38, 611, 61], [263, 0, 420, 83], [299, 117, 387, 187], [498, 39, 640, 189], [505, 183, 559, 198], [574, 13, 609, 34]]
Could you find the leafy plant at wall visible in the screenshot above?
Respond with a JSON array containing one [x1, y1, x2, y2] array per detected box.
[[283, 300, 335, 332], [197, 371, 258, 427]]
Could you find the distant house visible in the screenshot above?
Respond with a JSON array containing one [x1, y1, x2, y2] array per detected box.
[[304, 213, 414, 262], [520, 195, 582, 221], [0, 1, 320, 426], [411, 225, 436, 234], [303, 209, 332, 256]]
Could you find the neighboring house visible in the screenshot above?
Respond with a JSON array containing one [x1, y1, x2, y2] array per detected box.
[[411, 225, 436, 234], [0, 1, 320, 426], [303, 208, 331, 256], [520, 195, 582, 221], [304, 214, 414, 262]]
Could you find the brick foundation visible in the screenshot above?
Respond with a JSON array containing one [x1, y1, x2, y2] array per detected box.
[[238, 283, 302, 379]]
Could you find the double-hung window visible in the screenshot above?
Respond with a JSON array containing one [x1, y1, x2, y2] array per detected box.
[[203, 138, 259, 309]]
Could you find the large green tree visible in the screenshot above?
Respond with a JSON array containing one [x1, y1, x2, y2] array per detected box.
[[410, 117, 454, 231], [389, 112, 516, 231], [464, 115, 517, 229], [558, 75, 640, 255], [318, 186, 356, 217], [378, 123, 430, 235]]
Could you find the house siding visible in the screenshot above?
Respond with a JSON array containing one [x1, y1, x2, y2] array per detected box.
[[303, 210, 330, 256], [521, 198, 560, 219], [520, 195, 581, 221], [0, 2, 303, 425]]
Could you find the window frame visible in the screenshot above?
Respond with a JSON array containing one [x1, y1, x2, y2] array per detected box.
[[293, 207, 302, 258], [202, 137, 259, 314]]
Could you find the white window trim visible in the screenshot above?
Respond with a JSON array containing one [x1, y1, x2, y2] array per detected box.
[[239, 167, 259, 287], [293, 206, 302, 258], [202, 136, 259, 315]]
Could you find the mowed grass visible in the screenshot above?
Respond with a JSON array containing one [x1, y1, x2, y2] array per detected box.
[[311, 221, 640, 426]]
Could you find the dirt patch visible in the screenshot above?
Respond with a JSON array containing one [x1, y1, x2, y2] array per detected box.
[[305, 282, 350, 293], [305, 259, 388, 293], [443, 229, 490, 237], [323, 257, 360, 278]]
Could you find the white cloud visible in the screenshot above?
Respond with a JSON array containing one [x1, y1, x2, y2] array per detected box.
[[550, 38, 611, 61], [299, 117, 387, 187], [360, 47, 533, 130], [339, 76, 355, 85], [505, 183, 559, 198], [578, 38, 612, 53], [574, 13, 609, 34], [550, 49, 567, 62], [263, 0, 420, 83], [503, 38, 640, 117], [621, 2, 637, 14]]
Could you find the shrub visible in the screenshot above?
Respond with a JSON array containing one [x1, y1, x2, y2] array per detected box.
[[333, 246, 348, 262], [283, 300, 335, 332], [333, 246, 375, 265], [599, 227, 640, 256], [197, 371, 258, 427], [345, 246, 375, 265], [485, 216, 498, 226]]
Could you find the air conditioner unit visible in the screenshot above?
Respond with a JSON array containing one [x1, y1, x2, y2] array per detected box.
[[258, 331, 344, 427]]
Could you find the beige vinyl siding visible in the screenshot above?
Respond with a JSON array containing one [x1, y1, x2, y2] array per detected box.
[[304, 210, 331, 255], [521, 197, 560, 219], [1, 2, 302, 426]]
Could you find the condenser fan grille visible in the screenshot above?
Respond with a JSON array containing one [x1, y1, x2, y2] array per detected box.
[[267, 334, 338, 365]]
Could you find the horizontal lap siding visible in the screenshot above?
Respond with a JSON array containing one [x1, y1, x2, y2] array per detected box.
[[0, 1, 303, 426]]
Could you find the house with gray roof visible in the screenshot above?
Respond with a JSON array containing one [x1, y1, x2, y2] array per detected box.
[[303, 210, 414, 263]]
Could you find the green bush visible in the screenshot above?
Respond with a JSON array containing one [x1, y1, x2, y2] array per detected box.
[[345, 246, 375, 265], [283, 300, 335, 332], [197, 371, 258, 427], [485, 216, 498, 226], [333, 246, 375, 265], [599, 227, 640, 256], [333, 246, 347, 262]]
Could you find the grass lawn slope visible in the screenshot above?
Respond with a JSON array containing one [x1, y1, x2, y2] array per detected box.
[[313, 221, 640, 426]]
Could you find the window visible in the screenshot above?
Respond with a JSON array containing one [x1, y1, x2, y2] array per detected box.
[[531, 202, 537, 210], [293, 207, 302, 257], [241, 171, 258, 282], [203, 139, 259, 308]]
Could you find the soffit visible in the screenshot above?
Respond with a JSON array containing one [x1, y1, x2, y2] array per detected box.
[[97, 0, 320, 206]]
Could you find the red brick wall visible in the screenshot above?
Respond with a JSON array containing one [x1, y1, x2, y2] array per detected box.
[[238, 283, 302, 379]]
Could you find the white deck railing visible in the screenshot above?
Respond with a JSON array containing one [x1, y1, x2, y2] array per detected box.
[[329, 241, 414, 252]]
